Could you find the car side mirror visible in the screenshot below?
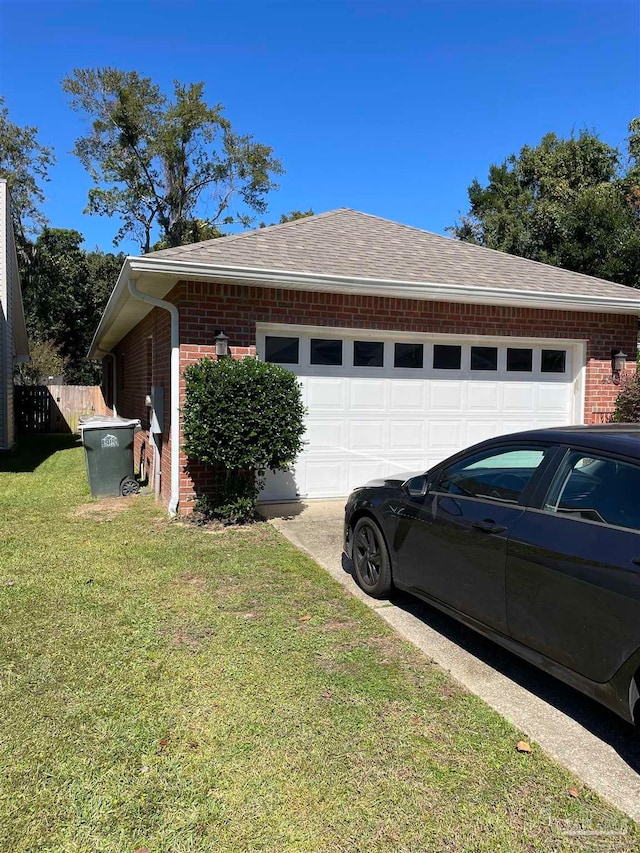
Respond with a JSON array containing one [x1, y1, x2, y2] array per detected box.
[[404, 475, 429, 497]]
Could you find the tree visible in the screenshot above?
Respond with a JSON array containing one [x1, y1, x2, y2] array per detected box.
[[63, 68, 284, 253], [0, 97, 55, 242], [278, 208, 314, 224], [260, 209, 315, 228], [612, 374, 640, 422], [14, 339, 68, 385], [151, 218, 224, 252], [450, 124, 640, 287], [23, 228, 124, 383]]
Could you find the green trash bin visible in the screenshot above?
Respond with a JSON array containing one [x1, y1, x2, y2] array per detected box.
[[79, 416, 142, 498]]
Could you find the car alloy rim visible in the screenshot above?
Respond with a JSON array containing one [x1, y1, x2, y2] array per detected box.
[[355, 523, 381, 585]]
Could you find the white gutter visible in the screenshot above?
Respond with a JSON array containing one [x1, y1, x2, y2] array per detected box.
[[127, 256, 640, 315], [127, 280, 180, 517], [90, 254, 640, 360]]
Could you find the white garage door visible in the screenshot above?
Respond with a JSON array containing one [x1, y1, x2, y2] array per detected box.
[[257, 325, 584, 502]]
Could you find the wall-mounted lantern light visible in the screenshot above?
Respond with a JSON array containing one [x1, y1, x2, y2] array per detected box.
[[214, 330, 229, 358], [611, 350, 627, 384]]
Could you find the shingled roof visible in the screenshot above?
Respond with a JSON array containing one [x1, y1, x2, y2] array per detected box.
[[148, 207, 640, 301]]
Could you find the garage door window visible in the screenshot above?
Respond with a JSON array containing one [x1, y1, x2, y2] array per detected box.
[[394, 342, 423, 369], [265, 336, 299, 364], [433, 344, 461, 370], [542, 350, 566, 373], [507, 348, 533, 372], [354, 340, 384, 367], [471, 346, 498, 371], [311, 338, 342, 366]]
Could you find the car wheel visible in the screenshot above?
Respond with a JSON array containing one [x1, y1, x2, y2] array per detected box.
[[352, 517, 392, 598]]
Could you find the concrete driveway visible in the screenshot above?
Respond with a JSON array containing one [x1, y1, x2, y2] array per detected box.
[[261, 499, 640, 823]]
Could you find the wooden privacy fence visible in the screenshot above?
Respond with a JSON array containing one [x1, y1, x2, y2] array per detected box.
[[15, 385, 109, 434]]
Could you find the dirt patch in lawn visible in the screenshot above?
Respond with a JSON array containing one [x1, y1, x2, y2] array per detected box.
[[174, 571, 209, 591], [72, 497, 137, 521], [169, 627, 212, 651]]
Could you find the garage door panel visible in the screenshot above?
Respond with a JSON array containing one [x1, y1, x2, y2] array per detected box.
[[349, 419, 386, 449], [347, 459, 386, 490], [503, 383, 536, 411], [465, 420, 501, 445], [304, 419, 344, 449], [389, 420, 425, 449], [259, 328, 578, 501], [431, 382, 465, 411], [349, 379, 387, 410], [501, 420, 537, 435], [390, 381, 426, 410], [305, 460, 346, 496], [306, 377, 345, 409], [428, 420, 462, 449], [537, 384, 572, 412], [468, 383, 500, 411]]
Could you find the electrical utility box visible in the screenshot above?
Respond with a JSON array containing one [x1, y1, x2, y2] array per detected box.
[[150, 385, 164, 434]]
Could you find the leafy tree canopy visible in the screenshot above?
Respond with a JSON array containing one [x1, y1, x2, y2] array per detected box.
[[450, 122, 640, 287], [0, 97, 55, 242], [14, 339, 68, 386], [62, 68, 284, 253], [23, 227, 124, 384], [278, 208, 314, 224]]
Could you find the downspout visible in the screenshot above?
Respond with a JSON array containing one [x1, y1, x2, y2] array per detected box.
[[127, 279, 180, 517], [103, 352, 117, 416]]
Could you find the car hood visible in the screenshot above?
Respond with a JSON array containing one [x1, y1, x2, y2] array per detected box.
[[362, 470, 425, 489]]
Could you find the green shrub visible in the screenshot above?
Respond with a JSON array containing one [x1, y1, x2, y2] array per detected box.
[[612, 373, 640, 422], [183, 357, 306, 521]]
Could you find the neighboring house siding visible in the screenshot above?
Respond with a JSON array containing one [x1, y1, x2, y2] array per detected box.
[[0, 182, 28, 451], [110, 277, 637, 512], [0, 187, 13, 450], [3, 198, 18, 450]]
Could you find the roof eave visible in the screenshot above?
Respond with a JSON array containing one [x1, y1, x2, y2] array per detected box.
[[89, 256, 640, 359]]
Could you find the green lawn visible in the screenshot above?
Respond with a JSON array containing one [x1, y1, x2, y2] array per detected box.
[[0, 436, 637, 852]]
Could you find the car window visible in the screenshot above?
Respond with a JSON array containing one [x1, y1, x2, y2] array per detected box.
[[437, 446, 548, 504], [543, 451, 640, 531]]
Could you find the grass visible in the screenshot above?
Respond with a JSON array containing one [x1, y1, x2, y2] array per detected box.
[[0, 436, 637, 852]]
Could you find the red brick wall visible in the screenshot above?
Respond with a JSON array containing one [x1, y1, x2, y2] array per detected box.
[[107, 278, 639, 513], [107, 305, 173, 502]]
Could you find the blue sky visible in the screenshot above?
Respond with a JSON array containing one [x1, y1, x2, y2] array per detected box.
[[1, 0, 638, 255]]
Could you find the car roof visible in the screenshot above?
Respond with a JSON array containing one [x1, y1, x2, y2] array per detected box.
[[483, 424, 640, 459]]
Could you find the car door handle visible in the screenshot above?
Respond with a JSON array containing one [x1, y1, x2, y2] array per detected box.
[[472, 520, 507, 535]]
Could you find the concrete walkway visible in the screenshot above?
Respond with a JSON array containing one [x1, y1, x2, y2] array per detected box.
[[261, 499, 640, 824]]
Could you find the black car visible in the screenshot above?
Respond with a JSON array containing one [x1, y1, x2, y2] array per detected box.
[[344, 425, 640, 728]]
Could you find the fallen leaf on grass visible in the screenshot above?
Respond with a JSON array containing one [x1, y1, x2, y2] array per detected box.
[[298, 614, 312, 622], [516, 740, 532, 753], [133, 848, 149, 853], [568, 787, 579, 798], [412, 716, 421, 725], [3, 580, 15, 587], [157, 737, 170, 753]]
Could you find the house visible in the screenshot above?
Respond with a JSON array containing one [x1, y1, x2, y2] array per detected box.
[[0, 180, 29, 451], [90, 208, 640, 514]]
